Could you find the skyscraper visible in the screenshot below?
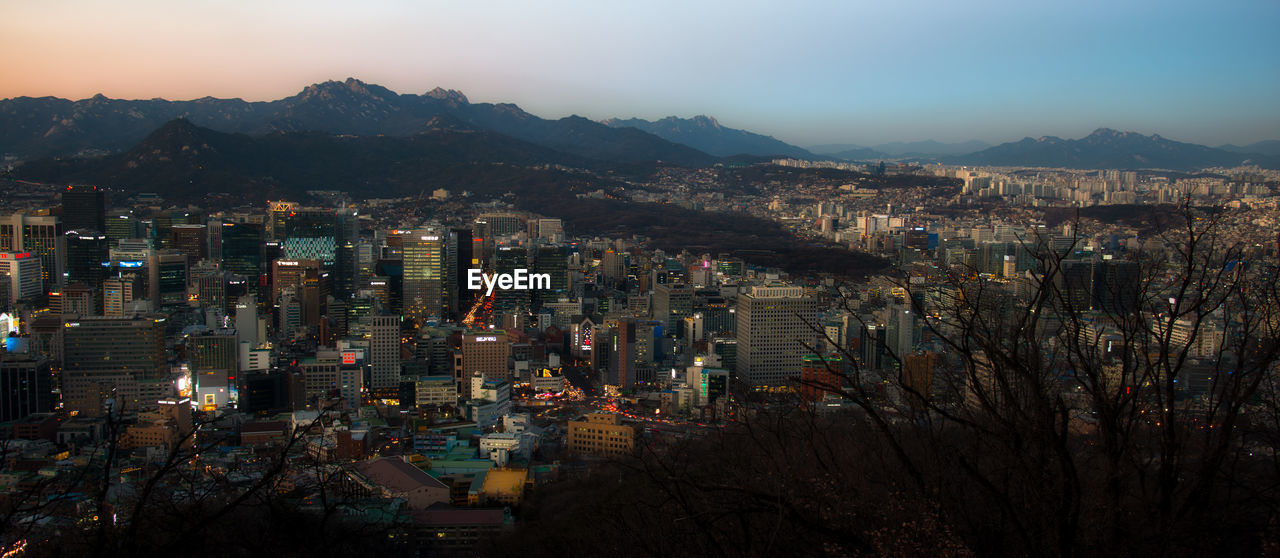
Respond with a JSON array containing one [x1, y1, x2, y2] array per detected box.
[[60, 186, 106, 233], [64, 229, 109, 290], [103, 276, 135, 317], [402, 228, 445, 324], [446, 227, 474, 321], [0, 355, 54, 422], [368, 315, 400, 392], [460, 331, 510, 396], [735, 285, 819, 386], [653, 283, 693, 334], [220, 222, 264, 288], [61, 316, 168, 415], [0, 213, 64, 295], [0, 252, 42, 302]]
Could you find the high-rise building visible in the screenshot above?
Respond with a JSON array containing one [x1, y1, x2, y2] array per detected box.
[[103, 276, 135, 317], [368, 315, 400, 392], [333, 209, 360, 298], [220, 222, 263, 285], [283, 209, 337, 266], [735, 285, 819, 386], [64, 229, 109, 290], [0, 252, 42, 302], [493, 246, 529, 316], [0, 213, 64, 294], [653, 283, 694, 334], [459, 331, 510, 397], [60, 186, 106, 233], [170, 224, 208, 266], [0, 355, 54, 422], [151, 251, 189, 308], [402, 228, 445, 323], [475, 213, 525, 237], [189, 329, 237, 411], [446, 228, 475, 321], [600, 250, 626, 283], [268, 201, 296, 240], [271, 259, 322, 304], [105, 210, 142, 245], [61, 316, 168, 415], [532, 245, 569, 310]]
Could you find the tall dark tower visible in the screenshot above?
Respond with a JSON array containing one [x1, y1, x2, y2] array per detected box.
[[61, 186, 106, 233], [446, 227, 474, 320], [64, 229, 109, 292]]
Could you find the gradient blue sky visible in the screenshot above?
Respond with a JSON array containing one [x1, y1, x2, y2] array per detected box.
[[3, 0, 1278, 147]]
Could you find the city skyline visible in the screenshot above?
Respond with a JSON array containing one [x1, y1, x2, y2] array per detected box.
[[3, 0, 1278, 147]]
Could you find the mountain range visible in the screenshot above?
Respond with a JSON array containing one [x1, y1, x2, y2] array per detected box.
[[601, 115, 815, 158], [3, 78, 1277, 172], [809, 140, 992, 158], [14, 116, 610, 200], [0, 78, 715, 166], [948, 128, 1280, 171]]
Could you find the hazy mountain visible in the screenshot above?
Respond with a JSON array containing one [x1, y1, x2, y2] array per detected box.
[[0, 78, 716, 166], [1217, 140, 1280, 157], [808, 143, 868, 155], [827, 147, 891, 161], [873, 139, 991, 157], [951, 128, 1280, 170], [601, 115, 813, 158], [13, 118, 610, 201]]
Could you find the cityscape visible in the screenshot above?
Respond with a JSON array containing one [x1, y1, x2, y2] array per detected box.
[[2, 2, 1280, 557]]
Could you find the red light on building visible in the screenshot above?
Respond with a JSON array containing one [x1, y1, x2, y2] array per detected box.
[[342, 351, 357, 365]]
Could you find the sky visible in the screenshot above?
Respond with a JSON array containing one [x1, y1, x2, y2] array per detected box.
[[3, 0, 1278, 147]]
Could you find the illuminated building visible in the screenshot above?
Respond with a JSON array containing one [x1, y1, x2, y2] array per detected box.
[[403, 228, 445, 323], [460, 331, 510, 396], [412, 375, 458, 407], [0, 251, 43, 302], [60, 316, 168, 416], [600, 250, 626, 283], [150, 251, 188, 308], [170, 224, 208, 265], [271, 259, 321, 305], [567, 413, 634, 456], [102, 276, 136, 317], [492, 246, 530, 316], [0, 213, 64, 294], [368, 315, 400, 391], [189, 329, 237, 411]]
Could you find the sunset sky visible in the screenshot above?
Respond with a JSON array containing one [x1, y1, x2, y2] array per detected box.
[[3, 0, 1278, 146]]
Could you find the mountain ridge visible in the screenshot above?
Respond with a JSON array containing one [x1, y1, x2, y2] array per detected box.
[[0, 78, 715, 166], [948, 128, 1280, 170], [601, 115, 815, 158]]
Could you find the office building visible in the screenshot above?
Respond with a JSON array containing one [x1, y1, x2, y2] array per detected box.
[[0, 251, 42, 302], [459, 331, 510, 397], [61, 316, 168, 415], [0, 213, 64, 294], [735, 285, 819, 386], [0, 355, 54, 422], [403, 228, 445, 323], [60, 186, 106, 233], [567, 413, 634, 456], [368, 315, 400, 391]]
